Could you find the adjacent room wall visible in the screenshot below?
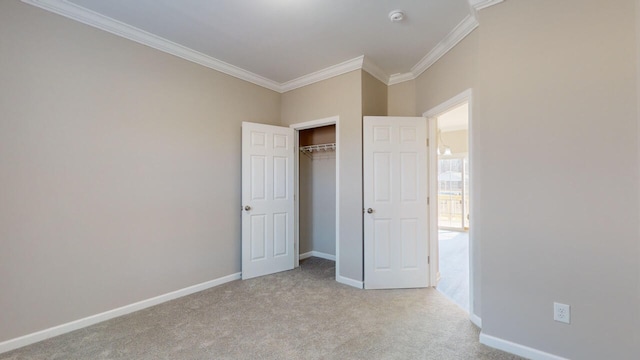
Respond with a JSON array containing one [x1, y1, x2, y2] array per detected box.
[[476, 1, 639, 358], [440, 130, 468, 154], [280, 70, 363, 282], [0, 0, 280, 343]]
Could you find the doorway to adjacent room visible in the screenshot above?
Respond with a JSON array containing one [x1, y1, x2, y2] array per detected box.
[[433, 101, 470, 312]]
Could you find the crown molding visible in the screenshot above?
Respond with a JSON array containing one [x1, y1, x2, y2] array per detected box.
[[388, 72, 416, 86], [410, 14, 479, 80], [22, 0, 496, 92], [468, 0, 504, 11], [280, 56, 364, 93], [362, 57, 389, 85], [386, 14, 478, 86], [22, 0, 367, 94], [21, 0, 282, 92]]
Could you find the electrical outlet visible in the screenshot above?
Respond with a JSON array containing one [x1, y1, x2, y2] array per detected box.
[[554, 302, 571, 324]]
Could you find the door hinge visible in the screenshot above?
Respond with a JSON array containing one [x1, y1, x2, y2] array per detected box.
[[426, 138, 429, 147], [428, 256, 430, 264], [427, 197, 430, 205]]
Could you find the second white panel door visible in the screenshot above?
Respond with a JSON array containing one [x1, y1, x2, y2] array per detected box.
[[363, 117, 429, 289]]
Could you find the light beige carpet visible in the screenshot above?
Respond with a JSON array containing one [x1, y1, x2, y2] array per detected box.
[[0, 258, 522, 359]]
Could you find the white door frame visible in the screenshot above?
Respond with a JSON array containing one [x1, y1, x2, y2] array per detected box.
[[289, 116, 340, 278], [423, 89, 480, 327]]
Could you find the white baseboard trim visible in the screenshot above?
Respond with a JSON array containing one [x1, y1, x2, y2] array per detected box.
[[479, 332, 568, 360], [336, 275, 364, 289], [470, 313, 482, 328], [299, 251, 336, 261], [0, 272, 241, 355]]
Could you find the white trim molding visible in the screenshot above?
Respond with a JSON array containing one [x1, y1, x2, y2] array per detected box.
[[422, 89, 473, 118], [469, 0, 505, 11], [470, 314, 482, 328], [336, 276, 364, 289], [411, 15, 478, 79], [288, 116, 339, 131], [479, 333, 569, 360], [0, 272, 241, 355], [20, 0, 282, 92], [299, 251, 336, 261], [362, 56, 390, 85], [280, 56, 364, 93], [389, 15, 479, 85], [21, 0, 366, 93], [22, 0, 501, 92], [387, 72, 417, 86]]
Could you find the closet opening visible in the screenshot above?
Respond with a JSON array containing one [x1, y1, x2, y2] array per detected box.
[[290, 117, 339, 280]]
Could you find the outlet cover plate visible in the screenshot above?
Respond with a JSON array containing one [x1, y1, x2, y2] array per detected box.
[[554, 302, 571, 324]]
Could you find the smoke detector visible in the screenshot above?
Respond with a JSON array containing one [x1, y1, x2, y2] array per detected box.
[[388, 10, 405, 22]]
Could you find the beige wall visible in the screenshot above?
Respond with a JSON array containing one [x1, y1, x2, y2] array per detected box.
[[416, 30, 478, 114], [475, 1, 638, 358], [362, 70, 388, 116], [0, 1, 280, 342], [4, 0, 639, 358], [417, 1, 640, 357], [388, 79, 417, 116], [280, 70, 363, 281]]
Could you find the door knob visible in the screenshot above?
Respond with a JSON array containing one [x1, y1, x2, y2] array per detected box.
[[367, 208, 374, 214], [244, 205, 251, 211]]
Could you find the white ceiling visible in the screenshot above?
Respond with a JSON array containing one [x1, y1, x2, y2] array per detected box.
[[23, 0, 502, 92]]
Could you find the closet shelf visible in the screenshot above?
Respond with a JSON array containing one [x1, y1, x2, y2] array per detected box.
[[300, 143, 336, 158]]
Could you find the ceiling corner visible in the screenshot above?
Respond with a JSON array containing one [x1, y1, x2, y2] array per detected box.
[[21, 0, 283, 92], [468, 0, 505, 12], [408, 14, 478, 81], [362, 57, 390, 85], [22, 0, 494, 94], [279, 56, 364, 93], [388, 73, 416, 86]]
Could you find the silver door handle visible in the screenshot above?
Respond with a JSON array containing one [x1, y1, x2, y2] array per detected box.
[[367, 208, 374, 214], [244, 205, 251, 211]]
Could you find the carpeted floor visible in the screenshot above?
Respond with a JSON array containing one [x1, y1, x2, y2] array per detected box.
[[0, 258, 522, 360]]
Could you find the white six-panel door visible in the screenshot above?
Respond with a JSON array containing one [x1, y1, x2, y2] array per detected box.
[[364, 117, 429, 289], [241, 122, 294, 280]]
